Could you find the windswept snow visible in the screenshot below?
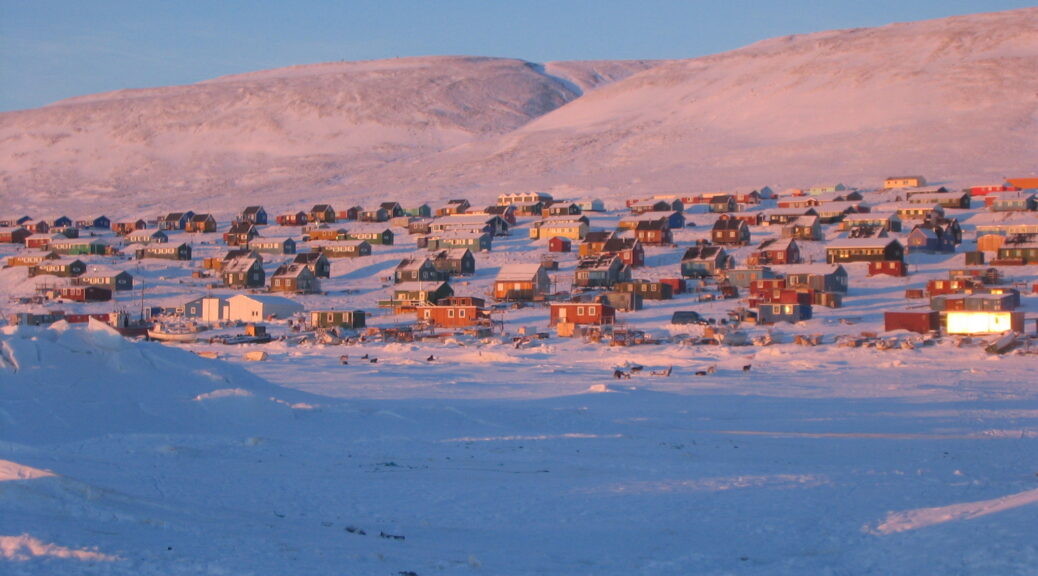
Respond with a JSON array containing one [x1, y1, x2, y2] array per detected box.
[[0, 534, 118, 562], [870, 487, 1038, 535]]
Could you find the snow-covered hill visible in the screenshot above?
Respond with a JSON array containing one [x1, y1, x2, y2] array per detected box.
[[2, 9, 1036, 219], [367, 7, 1038, 200], [0, 57, 652, 218]]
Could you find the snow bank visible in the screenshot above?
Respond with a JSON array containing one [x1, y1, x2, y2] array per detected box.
[[0, 323, 312, 444]]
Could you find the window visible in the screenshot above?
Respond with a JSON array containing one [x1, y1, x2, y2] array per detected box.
[[589, 306, 597, 316], [577, 307, 584, 316], [459, 309, 466, 318], [424, 310, 431, 319], [327, 313, 334, 322], [448, 309, 455, 318]]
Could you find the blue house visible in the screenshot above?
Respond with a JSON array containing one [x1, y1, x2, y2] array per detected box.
[[757, 303, 812, 325]]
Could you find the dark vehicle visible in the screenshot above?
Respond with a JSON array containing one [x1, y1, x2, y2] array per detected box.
[[671, 311, 710, 325]]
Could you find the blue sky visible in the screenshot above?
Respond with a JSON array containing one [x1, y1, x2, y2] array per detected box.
[[0, 1, 1033, 112]]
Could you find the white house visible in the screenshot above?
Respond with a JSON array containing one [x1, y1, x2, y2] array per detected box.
[[226, 294, 304, 322]]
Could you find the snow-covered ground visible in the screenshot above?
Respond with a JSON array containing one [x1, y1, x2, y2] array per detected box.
[[3, 319, 1038, 575]]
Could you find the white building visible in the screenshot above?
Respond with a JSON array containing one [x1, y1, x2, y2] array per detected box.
[[226, 294, 304, 322]]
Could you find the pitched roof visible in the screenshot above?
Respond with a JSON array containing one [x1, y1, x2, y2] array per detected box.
[[496, 264, 544, 281], [682, 245, 725, 260]]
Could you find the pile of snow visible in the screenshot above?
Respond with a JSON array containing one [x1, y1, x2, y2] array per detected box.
[[0, 321, 311, 444]]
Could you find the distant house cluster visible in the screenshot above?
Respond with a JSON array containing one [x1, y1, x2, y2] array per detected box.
[[5, 174, 1037, 340]]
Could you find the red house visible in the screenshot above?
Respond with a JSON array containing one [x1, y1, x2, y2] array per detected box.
[[59, 285, 113, 302], [747, 238, 800, 266], [868, 260, 907, 277], [884, 311, 940, 334], [749, 278, 787, 297], [417, 296, 491, 328], [548, 236, 572, 253], [277, 211, 309, 226], [549, 301, 616, 326]]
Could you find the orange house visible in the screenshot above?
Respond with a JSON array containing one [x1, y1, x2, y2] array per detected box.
[[493, 264, 551, 301]]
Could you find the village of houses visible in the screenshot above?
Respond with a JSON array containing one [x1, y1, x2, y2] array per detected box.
[[2, 174, 1037, 369]]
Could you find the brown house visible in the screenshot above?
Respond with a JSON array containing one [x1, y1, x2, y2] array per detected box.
[[224, 222, 259, 246], [309, 204, 337, 223], [711, 218, 750, 245], [634, 219, 672, 245], [186, 213, 217, 233], [615, 280, 673, 300], [112, 219, 148, 235], [277, 211, 309, 226]]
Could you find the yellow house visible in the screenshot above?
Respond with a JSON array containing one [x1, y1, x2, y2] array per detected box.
[[884, 176, 927, 189], [530, 218, 588, 240]]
